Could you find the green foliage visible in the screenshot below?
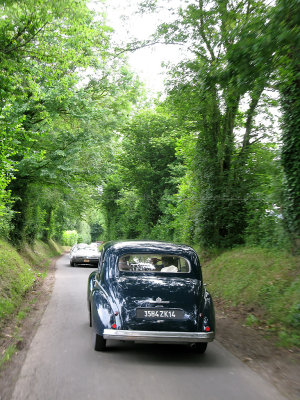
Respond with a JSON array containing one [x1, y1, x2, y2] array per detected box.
[[0, 0, 298, 359], [243, 143, 290, 248], [0, 188, 13, 237], [62, 230, 78, 246], [129, 0, 298, 252], [77, 221, 91, 244], [245, 210, 288, 249], [245, 314, 260, 327], [90, 223, 104, 242], [101, 109, 180, 240], [0, 0, 109, 182], [0, 0, 141, 244], [274, 0, 300, 250], [0, 0, 298, 268], [0, 344, 17, 370], [0, 238, 63, 324], [100, 173, 124, 240], [150, 0, 278, 248], [203, 247, 300, 347], [0, 240, 36, 320], [20, 240, 63, 267], [0, 238, 63, 370], [167, 133, 198, 243]]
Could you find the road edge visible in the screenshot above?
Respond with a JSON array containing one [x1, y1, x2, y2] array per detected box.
[[0, 255, 58, 400]]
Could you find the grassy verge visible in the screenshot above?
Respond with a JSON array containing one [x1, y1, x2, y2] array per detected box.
[[0, 239, 64, 368], [202, 247, 300, 347]]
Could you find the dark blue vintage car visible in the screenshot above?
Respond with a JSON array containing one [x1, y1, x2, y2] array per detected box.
[[87, 240, 215, 352]]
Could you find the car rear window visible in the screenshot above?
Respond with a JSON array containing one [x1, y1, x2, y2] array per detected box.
[[118, 254, 190, 273]]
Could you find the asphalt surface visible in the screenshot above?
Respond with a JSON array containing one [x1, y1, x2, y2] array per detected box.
[[11, 254, 288, 400]]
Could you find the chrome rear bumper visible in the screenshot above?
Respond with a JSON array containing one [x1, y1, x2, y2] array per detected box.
[[103, 329, 215, 343]]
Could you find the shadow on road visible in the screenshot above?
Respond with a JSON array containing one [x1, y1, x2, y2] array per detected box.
[[96, 340, 220, 368]]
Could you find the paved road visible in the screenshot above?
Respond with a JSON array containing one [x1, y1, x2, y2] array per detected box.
[[11, 254, 287, 400]]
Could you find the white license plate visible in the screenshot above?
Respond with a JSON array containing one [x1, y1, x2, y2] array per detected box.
[[136, 308, 184, 320]]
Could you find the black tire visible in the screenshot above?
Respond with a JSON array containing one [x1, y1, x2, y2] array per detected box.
[[94, 333, 106, 351], [89, 303, 92, 327], [73, 262, 78, 268], [192, 342, 207, 353]]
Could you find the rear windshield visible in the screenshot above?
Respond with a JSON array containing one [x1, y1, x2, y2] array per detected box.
[[118, 254, 190, 273]]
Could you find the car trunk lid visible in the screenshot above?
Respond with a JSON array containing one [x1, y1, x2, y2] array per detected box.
[[111, 275, 201, 332]]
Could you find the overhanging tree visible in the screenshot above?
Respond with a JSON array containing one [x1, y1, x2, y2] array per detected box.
[[0, 0, 141, 243], [275, 0, 300, 251], [150, 0, 278, 247]]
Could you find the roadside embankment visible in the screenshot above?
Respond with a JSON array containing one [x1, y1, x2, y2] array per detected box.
[[0, 239, 64, 368], [202, 247, 300, 348]]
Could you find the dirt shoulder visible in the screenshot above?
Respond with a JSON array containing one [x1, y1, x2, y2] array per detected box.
[[214, 299, 300, 400], [0, 259, 299, 400]]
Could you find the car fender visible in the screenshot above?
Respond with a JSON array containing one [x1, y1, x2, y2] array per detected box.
[[87, 270, 97, 309], [91, 285, 117, 335], [201, 288, 216, 332]]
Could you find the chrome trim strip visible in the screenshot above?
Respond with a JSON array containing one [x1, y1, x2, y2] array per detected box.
[[103, 329, 215, 343]]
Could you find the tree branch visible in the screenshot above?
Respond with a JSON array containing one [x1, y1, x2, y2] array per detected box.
[[241, 86, 265, 151], [198, 0, 216, 61]]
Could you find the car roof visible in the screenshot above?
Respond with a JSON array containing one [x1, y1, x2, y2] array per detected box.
[[102, 240, 198, 257]]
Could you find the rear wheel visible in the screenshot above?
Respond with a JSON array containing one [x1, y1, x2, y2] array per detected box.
[[94, 333, 106, 351], [192, 342, 207, 353], [89, 303, 92, 327]]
